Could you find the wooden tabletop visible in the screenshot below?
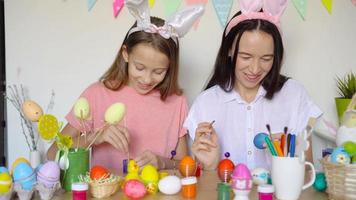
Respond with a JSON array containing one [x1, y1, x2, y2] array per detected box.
[[47, 170, 328, 200]]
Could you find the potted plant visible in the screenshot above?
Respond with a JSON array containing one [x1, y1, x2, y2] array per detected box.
[[335, 71, 356, 123]]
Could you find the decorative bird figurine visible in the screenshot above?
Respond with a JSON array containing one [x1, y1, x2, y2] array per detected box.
[[125, 160, 140, 181]]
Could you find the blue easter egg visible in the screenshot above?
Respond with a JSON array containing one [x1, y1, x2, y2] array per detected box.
[[313, 172, 327, 192], [254, 133, 268, 149], [0, 166, 8, 174], [330, 147, 351, 164], [13, 162, 36, 190]]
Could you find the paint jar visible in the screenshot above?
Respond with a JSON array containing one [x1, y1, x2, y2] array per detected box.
[[258, 184, 274, 200], [217, 182, 231, 200], [181, 176, 197, 198], [72, 182, 88, 200]]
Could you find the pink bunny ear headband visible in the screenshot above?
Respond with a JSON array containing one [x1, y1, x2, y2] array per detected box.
[[125, 0, 205, 44], [225, 0, 287, 36]]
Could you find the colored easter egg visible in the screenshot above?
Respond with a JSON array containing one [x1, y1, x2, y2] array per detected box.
[[218, 159, 234, 183], [231, 164, 252, 191], [22, 100, 43, 122], [158, 175, 181, 195], [123, 180, 146, 199], [13, 163, 36, 190], [104, 102, 125, 125], [146, 182, 158, 194], [38, 114, 60, 140], [254, 133, 268, 149], [0, 172, 12, 194], [330, 147, 351, 164], [140, 164, 159, 185], [251, 168, 270, 185], [179, 156, 196, 177], [313, 172, 327, 192], [11, 157, 30, 175], [37, 161, 60, 188], [73, 97, 90, 120], [343, 141, 356, 156], [90, 165, 109, 180]]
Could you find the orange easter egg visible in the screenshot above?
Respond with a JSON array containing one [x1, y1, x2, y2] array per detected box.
[[22, 100, 43, 122], [90, 165, 109, 180], [218, 159, 234, 183], [179, 156, 196, 177]]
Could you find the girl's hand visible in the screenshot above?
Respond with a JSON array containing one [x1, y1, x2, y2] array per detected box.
[[134, 150, 162, 169], [94, 125, 130, 153], [192, 122, 220, 170]]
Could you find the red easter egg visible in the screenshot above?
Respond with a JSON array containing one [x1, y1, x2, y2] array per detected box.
[[218, 159, 234, 182], [90, 165, 109, 180]]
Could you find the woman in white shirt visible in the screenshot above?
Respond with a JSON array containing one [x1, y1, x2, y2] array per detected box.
[[184, 8, 323, 170]]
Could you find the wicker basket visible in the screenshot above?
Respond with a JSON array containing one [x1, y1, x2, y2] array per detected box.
[[89, 178, 121, 199], [321, 158, 356, 200]]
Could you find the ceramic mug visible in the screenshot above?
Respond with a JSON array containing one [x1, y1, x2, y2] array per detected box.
[[271, 156, 315, 200]]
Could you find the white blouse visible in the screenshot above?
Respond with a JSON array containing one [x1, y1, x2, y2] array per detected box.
[[184, 79, 323, 169]]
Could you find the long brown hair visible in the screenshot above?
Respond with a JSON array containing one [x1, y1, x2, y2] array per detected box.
[[206, 11, 288, 100], [100, 17, 182, 101]]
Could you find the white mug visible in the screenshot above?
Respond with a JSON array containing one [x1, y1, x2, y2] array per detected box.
[[271, 156, 315, 200]]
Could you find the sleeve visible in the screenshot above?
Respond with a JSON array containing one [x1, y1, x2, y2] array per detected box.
[[183, 99, 200, 141], [65, 83, 97, 133], [295, 84, 323, 133], [178, 96, 189, 137]]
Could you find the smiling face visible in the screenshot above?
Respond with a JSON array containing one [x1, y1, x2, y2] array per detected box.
[[234, 30, 274, 94], [122, 43, 169, 95]]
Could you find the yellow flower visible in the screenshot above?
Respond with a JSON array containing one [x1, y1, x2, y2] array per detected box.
[[56, 133, 73, 150]]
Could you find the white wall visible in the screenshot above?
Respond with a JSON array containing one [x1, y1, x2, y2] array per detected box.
[[4, 0, 356, 168]]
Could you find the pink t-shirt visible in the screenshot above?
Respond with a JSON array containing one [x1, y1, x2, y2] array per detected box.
[[66, 82, 188, 173]]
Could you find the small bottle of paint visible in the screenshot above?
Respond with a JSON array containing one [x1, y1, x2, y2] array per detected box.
[[181, 176, 197, 198], [217, 182, 231, 200], [258, 184, 274, 200], [72, 182, 88, 200]]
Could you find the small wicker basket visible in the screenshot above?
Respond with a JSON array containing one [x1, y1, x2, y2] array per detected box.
[[321, 158, 356, 200], [89, 178, 121, 199]]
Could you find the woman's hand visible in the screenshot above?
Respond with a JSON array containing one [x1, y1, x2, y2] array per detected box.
[[192, 122, 220, 170], [94, 125, 130, 153], [134, 150, 162, 169]]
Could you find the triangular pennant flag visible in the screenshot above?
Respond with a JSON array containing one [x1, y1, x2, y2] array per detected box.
[[212, 0, 233, 28], [185, 0, 208, 30], [292, 0, 307, 20], [321, 0, 333, 14], [148, 0, 155, 9], [352, 0, 356, 6], [113, 0, 124, 18], [162, 0, 183, 17], [88, 0, 97, 12]]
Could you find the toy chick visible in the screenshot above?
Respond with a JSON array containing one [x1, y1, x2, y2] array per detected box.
[[125, 160, 140, 182]]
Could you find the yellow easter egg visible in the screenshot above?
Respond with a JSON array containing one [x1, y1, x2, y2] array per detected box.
[[22, 100, 43, 122], [11, 157, 30, 174], [0, 172, 12, 193], [140, 164, 159, 185], [104, 102, 125, 125], [73, 97, 90, 120], [38, 114, 59, 140]]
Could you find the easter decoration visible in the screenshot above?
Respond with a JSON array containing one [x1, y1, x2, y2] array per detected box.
[[253, 132, 269, 150], [13, 162, 37, 200], [35, 161, 61, 200], [231, 163, 252, 200], [313, 172, 327, 192], [217, 152, 234, 200], [251, 167, 270, 186], [158, 150, 182, 195], [140, 164, 159, 194], [125, 160, 141, 182], [123, 180, 147, 199], [335, 72, 356, 124], [336, 93, 356, 146], [79, 165, 122, 198], [179, 156, 196, 177], [0, 168, 13, 200]]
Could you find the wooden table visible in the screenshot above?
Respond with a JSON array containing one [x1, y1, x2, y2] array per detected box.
[[49, 170, 328, 200]]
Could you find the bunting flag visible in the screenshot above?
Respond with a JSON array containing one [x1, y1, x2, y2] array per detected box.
[[212, 0, 233, 28], [321, 0, 333, 14], [87, 0, 97, 12], [185, 0, 208, 29], [162, 0, 182, 17], [148, 0, 155, 9], [292, 0, 307, 20], [352, 0, 356, 6], [113, 0, 125, 18]]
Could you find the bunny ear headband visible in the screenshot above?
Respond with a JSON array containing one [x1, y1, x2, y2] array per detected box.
[[225, 0, 287, 36], [125, 0, 205, 44]]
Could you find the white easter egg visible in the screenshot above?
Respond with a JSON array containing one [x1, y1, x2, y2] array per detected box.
[[73, 97, 90, 120], [158, 175, 181, 195], [336, 125, 356, 146], [104, 102, 125, 125], [251, 168, 270, 185]]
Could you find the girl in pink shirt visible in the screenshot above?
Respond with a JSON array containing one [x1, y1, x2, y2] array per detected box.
[[47, 1, 204, 173]]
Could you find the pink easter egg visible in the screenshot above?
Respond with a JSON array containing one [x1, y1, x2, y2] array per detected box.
[[123, 180, 146, 199], [37, 161, 60, 188], [231, 163, 252, 191]]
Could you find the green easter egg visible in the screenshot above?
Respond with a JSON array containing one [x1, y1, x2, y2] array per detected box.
[[343, 141, 356, 156], [313, 173, 327, 192], [104, 102, 125, 125], [74, 97, 90, 120]]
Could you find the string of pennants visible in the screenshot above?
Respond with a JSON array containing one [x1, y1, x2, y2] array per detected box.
[[87, 0, 356, 28]]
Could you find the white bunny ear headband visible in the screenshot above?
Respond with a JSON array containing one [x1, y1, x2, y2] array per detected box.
[[125, 0, 204, 44], [225, 0, 287, 36]]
